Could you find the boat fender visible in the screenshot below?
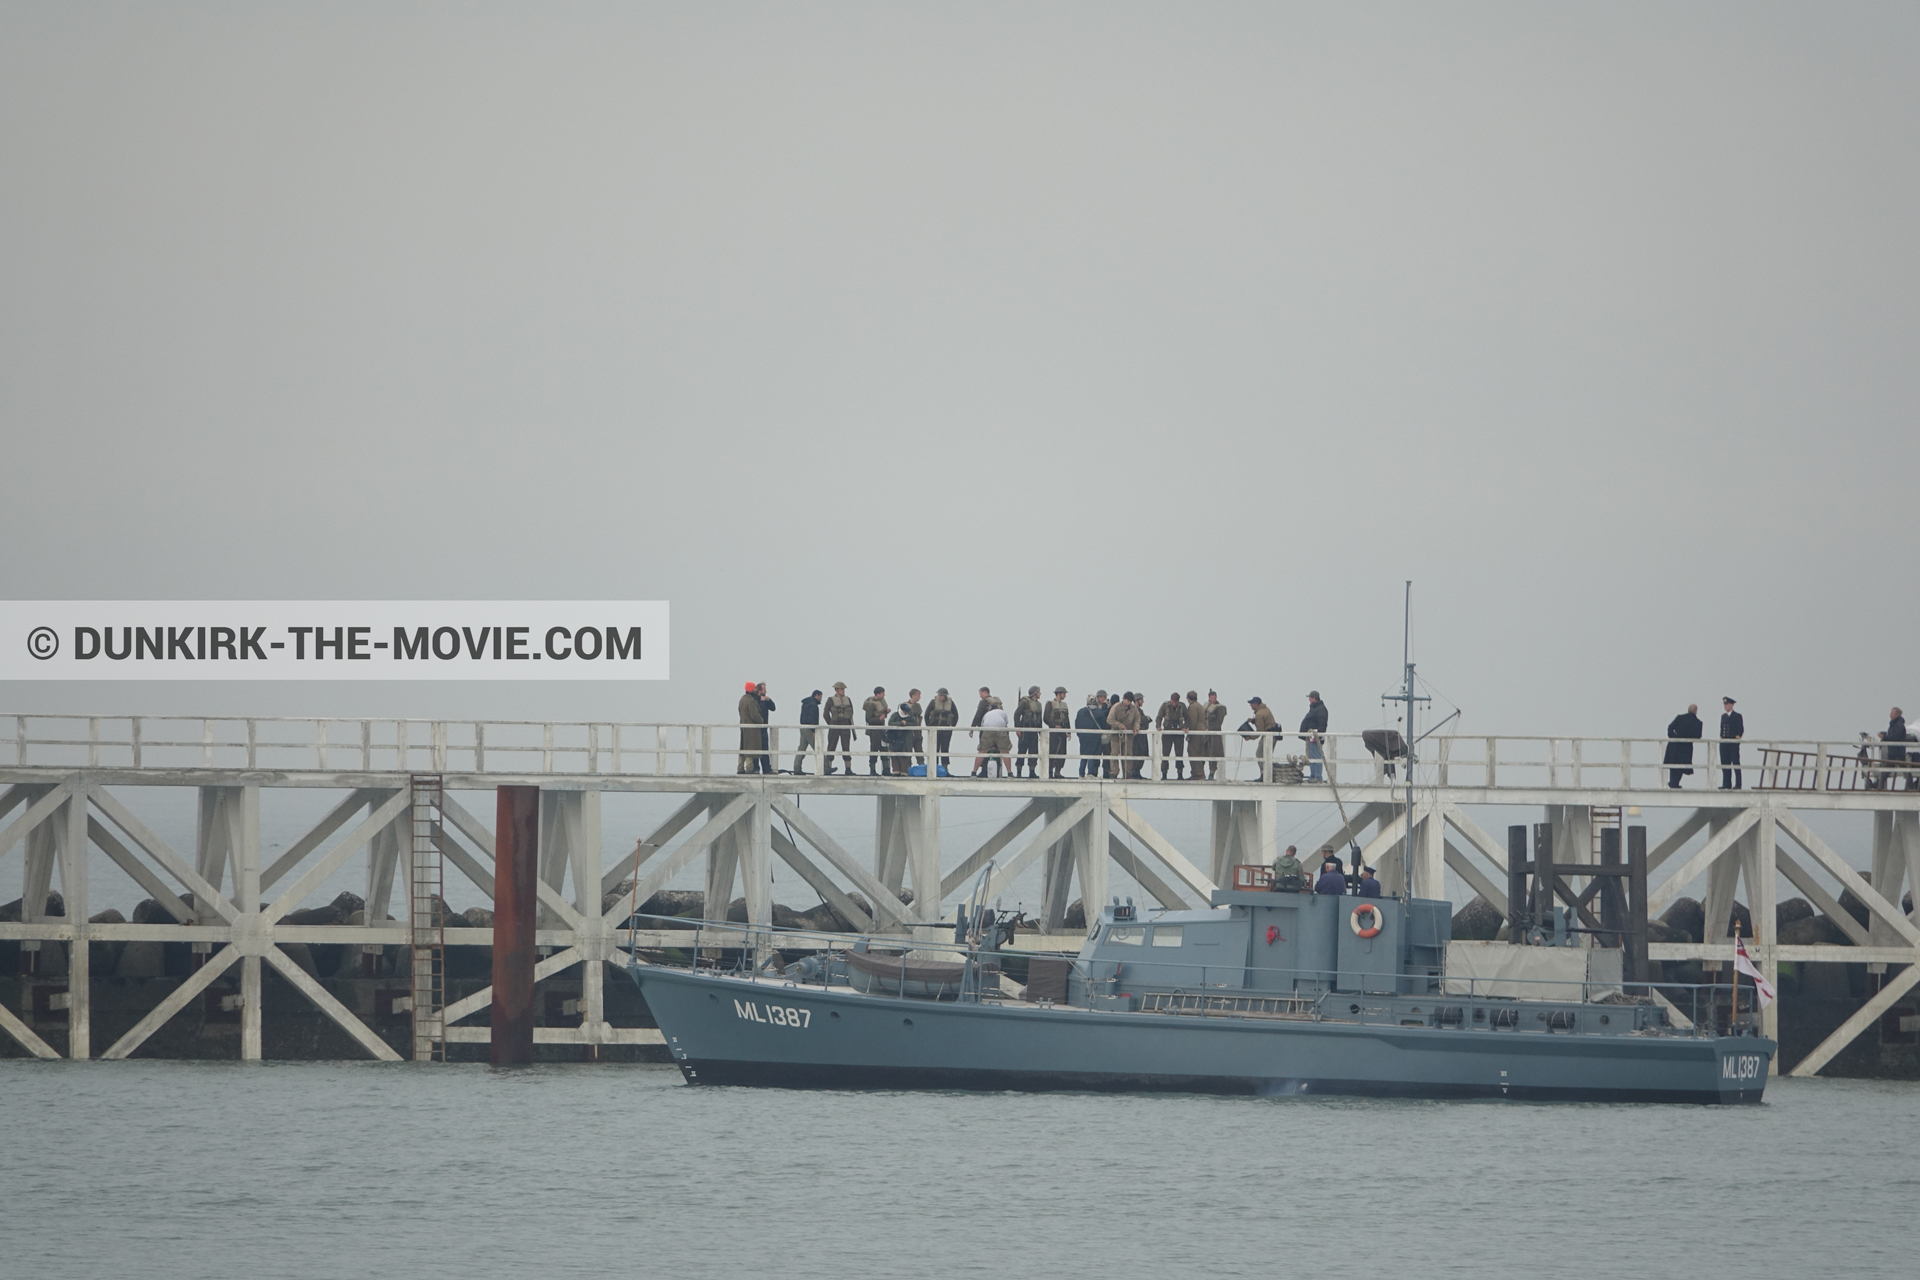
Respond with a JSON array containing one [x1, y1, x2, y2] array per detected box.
[[1265, 925, 1282, 945], [1350, 904, 1383, 938]]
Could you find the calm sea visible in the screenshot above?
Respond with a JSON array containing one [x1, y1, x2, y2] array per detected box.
[[6, 1063, 1913, 1279]]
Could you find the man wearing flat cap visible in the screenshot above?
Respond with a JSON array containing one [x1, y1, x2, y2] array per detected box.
[[1247, 696, 1278, 781]]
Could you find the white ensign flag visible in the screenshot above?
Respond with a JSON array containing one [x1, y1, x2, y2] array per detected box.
[[1733, 935, 1776, 1008]]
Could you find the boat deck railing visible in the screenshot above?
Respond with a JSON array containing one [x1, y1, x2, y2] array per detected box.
[[625, 915, 1757, 1037]]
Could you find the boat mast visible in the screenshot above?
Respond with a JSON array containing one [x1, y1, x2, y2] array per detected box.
[[1383, 581, 1429, 899]]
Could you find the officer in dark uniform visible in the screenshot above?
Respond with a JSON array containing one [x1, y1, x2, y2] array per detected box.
[[1719, 697, 1744, 790], [1045, 687, 1072, 778], [823, 682, 855, 775], [925, 688, 959, 774], [863, 686, 890, 776]]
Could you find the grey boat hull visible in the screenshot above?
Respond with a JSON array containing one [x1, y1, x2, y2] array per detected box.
[[629, 965, 1774, 1104]]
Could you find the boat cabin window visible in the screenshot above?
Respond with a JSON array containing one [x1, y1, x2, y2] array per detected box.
[[1107, 926, 1145, 946], [1150, 927, 1183, 947]]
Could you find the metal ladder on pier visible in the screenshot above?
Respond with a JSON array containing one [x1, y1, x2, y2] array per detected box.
[[408, 774, 446, 1062], [1591, 806, 1621, 860]]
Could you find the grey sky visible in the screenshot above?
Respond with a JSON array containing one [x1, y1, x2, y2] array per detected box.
[[3, 2, 1915, 742]]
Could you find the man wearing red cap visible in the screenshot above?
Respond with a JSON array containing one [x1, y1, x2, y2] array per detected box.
[[738, 681, 768, 774]]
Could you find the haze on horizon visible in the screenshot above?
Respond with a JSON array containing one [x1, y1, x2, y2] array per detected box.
[[3, 2, 1915, 746]]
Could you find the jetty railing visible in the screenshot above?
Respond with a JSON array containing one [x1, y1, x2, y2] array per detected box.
[[7, 713, 1910, 793]]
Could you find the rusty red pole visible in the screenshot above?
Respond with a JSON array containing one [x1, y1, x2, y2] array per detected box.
[[491, 785, 539, 1066]]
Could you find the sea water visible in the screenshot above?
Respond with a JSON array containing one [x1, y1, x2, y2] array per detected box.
[[5, 1061, 1913, 1279]]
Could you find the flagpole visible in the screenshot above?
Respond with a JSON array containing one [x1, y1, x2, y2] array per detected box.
[[1730, 918, 1742, 1031]]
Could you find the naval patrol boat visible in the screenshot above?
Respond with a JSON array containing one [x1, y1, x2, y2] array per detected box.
[[625, 881, 1774, 1103], [632, 593, 1773, 1102]]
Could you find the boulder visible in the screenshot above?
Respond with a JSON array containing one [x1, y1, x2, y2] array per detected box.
[[1064, 900, 1086, 930], [132, 898, 186, 925], [284, 891, 365, 927], [1645, 918, 1694, 946], [1661, 898, 1705, 944], [1777, 898, 1814, 928], [1779, 914, 1853, 947], [115, 940, 166, 978], [461, 907, 494, 928], [1451, 896, 1503, 941], [639, 890, 704, 920], [0, 892, 65, 921], [278, 941, 320, 978], [89, 908, 127, 924], [1719, 901, 1754, 939], [1837, 873, 1873, 928]]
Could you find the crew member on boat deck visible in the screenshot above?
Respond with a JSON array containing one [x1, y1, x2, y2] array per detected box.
[[1319, 847, 1346, 880], [1270, 845, 1307, 892], [793, 689, 821, 775], [1664, 703, 1702, 789], [863, 687, 890, 777], [824, 682, 855, 775], [1718, 698, 1744, 790], [1315, 862, 1349, 895], [1357, 867, 1382, 898]]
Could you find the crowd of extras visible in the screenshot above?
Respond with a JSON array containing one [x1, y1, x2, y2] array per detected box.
[[733, 682, 1333, 781]]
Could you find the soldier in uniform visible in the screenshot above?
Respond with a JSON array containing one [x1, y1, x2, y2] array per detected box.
[[1106, 693, 1142, 779], [1184, 691, 1205, 780], [1203, 690, 1228, 779], [902, 689, 925, 767], [1045, 686, 1072, 778], [737, 681, 768, 774], [1014, 686, 1044, 779], [1156, 691, 1188, 779], [969, 686, 994, 777], [925, 688, 959, 774], [823, 682, 855, 775], [862, 686, 890, 776], [1130, 693, 1151, 778]]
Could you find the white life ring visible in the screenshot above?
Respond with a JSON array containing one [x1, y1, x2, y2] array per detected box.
[[1350, 903, 1383, 939]]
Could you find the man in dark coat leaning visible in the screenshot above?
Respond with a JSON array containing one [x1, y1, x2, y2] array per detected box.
[[1664, 703, 1702, 789]]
